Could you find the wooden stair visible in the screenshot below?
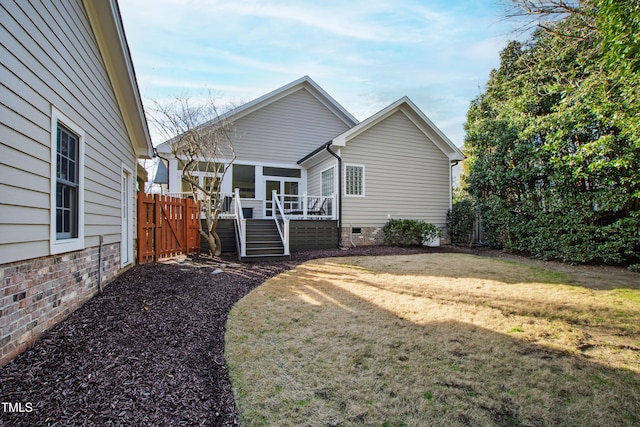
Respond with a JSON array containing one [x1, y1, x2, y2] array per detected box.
[[239, 219, 290, 262]]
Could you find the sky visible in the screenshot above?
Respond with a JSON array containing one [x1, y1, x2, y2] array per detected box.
[[118, 0, 522, 149]]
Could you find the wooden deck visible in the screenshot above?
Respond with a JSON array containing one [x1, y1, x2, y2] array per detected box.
[[207, 219, 339, 255]]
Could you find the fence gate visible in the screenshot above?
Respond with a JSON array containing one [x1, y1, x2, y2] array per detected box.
[[137, 192, 201, 264]]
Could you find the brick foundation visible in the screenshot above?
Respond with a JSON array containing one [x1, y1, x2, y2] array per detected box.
[[0, 243, 121, 367], [341, 226, 447, 247], [341, 227, 385, 246]]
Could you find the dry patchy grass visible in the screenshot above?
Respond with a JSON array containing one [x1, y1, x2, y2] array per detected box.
[[226, 253, 640, 426]]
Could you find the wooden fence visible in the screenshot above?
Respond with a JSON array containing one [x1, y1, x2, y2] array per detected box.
[[137, 192, 201, 264]]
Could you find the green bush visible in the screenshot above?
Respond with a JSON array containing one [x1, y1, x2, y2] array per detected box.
[[383, 219, 441, 247], [447, 199, 476, 245]]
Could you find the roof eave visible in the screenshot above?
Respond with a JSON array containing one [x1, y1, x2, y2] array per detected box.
[[82, 0, 153, 159], [332, 96, 465, 160], [206, 76, 359, 129]]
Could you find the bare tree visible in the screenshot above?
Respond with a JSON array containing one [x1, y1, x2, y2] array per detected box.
[[501, 0, 596, 35], [150, 93, 235, 256]]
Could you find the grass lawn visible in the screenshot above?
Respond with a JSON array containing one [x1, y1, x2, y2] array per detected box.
[[226, 253, 640, 426]]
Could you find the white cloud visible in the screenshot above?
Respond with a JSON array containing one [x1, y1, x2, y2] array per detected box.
[[120, 0, 513, 149]]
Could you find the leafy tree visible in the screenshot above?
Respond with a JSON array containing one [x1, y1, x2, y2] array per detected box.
[[464, 4, 639, 264]]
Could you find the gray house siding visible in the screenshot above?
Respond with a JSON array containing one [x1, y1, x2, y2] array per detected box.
[[341, 111, 451, 229], [307, 156, 338, 196], [231, 88, 351, 164], [0, 0, 136, 264]]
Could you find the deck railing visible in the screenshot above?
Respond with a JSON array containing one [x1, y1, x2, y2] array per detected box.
[[275, 193, 337, 219], [272, 190, 290, 256], [164, 191, 337, 220]]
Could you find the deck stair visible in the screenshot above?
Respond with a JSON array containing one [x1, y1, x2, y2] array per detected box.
[[239, 219, 290, 261]]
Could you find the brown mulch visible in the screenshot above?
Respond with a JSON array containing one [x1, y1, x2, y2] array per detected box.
[[0, 245, 559, 426]]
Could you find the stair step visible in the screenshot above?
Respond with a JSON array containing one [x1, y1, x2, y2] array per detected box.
[[246, 248, 286, 256], [247, 232, 281, 238], [238, 219, 288, 262], [240, 253, 291, 262], [246, 241, 283, 247], [246, 243, 284, 249]]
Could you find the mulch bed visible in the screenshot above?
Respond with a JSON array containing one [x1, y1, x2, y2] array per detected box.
[[0, 245, 482, 426]]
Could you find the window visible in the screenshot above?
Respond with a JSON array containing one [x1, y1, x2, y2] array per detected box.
[[56, 124, 79, 239], [263, 166, 301, 178], [232, 164, 255, 198], [344, 164, 364, 196], [321, 167, 334, 196], [50, 107, 84, 254]]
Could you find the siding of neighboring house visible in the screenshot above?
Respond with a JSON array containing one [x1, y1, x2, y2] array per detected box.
[[0, 0, 136, 264], [341, 111, 450, 231], [231, 88, 351, 164], [0, 0, 142, 366]]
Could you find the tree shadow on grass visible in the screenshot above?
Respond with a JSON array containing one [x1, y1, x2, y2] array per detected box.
[[294, 258, 640, 337], [227, 259, 640, 427]]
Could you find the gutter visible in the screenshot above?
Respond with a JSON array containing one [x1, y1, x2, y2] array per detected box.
[[325, 142, 343, 247], [297, 141, 332, 164]]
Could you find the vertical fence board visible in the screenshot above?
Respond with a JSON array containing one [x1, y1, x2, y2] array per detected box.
[[137, 192, 156, 264]]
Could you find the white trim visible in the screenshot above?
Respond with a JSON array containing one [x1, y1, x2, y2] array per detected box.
[[120, 163, 134, 267], [344, 163, 365, 197], [50, 106, 85, 255]]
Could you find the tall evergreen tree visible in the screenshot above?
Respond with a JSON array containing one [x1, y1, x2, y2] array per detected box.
[[464, 3, 639, 263]]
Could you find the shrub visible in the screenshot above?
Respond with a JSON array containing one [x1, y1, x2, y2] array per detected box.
[[383, 219, 441, 247], [446, 199, 476, 245]]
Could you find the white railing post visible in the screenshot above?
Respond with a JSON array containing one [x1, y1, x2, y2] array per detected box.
[[234, 188, 246, 258], [283, 218, 290, 256], [302, 192, 308, 219], [333, 193, 337, 219], [271, 190, 290, 256]]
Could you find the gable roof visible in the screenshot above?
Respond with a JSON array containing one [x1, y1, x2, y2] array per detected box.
[[156, 76, 358, 154], [82, 0, 153, 158], [331, 97, 465, 161], [223, 76, 359, 127]]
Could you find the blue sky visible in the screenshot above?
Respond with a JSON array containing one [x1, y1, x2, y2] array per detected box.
[[119, 0, 519, 148]]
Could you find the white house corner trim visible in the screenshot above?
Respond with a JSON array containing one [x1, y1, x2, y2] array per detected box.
[[120, 163, 135, 267]]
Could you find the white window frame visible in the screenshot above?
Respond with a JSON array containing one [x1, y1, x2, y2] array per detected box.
[[50, 106, 85, 255], [344, 164, 365, 197]]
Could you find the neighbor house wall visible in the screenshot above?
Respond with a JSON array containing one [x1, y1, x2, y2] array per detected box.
[[341, 111, 451, 242], [0, 0, 139, 365]]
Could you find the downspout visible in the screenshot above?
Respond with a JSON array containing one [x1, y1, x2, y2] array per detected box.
[[98, 235, 104, 294], [450, 160, 460, 205], [325, 142, 343, 247]]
